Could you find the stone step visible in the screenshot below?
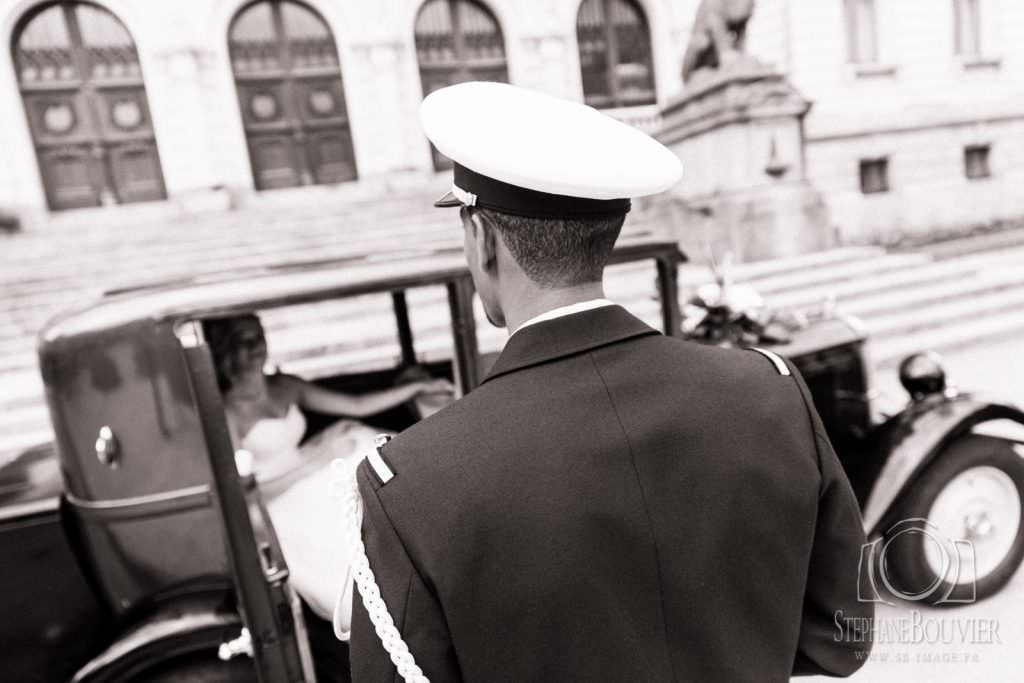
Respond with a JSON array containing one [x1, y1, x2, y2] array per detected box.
[[0, 369, 44, 411], [2, 215, 656, 307], [0, 338, 34, 360], [730, 246, 886, 281], [1, 290, 92, 320], [5, 192, 452, 243], [5, 199, 671, 280], [9, 195, 677, 275], [768, 244, 1024, 312], [865, 284, 1024, 340], [0, 248, 647, 331], [0, 427, 54, 466], [8, 204, 457, 259], [1, 216, 662, 315], [742, 253, 935, 297], [0, 402, 50, 437], [842, 268, 1024, 320], [871, 308, 1024, 365], [905, 224, 1024, 261], [10, 184, 449, 240], [0, 349, 36, 373], [673, 247, 885, 289], [0, 240, 462, 318], [1, 217, 460, 294]]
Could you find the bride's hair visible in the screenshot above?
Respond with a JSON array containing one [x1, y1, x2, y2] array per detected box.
[[203, 313, 262, 391]]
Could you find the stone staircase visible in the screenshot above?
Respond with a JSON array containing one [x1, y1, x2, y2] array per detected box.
[[733, 232, 1024, 364], [664, 231, 1024, 377], [3, 190, 1024, 464]]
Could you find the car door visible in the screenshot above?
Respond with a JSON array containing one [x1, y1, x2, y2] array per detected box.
[[0, 446, 107, 681]]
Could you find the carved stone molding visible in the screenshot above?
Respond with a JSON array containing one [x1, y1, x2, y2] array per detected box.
[[659, 66, 811, 145], [655, 65, 833, 261]]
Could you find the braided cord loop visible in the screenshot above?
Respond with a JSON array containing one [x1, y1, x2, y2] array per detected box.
[[346, 466, 430, 683]]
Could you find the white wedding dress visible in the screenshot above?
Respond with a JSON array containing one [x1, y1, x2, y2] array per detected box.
[[242, 405, 381, 620]]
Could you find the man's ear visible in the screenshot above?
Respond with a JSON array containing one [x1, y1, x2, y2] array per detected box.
[[466, 208, 498, 273]]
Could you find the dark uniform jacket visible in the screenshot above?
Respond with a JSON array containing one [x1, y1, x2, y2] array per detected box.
[[350, 305, 872, 682]]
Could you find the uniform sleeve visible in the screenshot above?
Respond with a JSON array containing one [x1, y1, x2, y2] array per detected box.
[[348, 461, 463, 683], [788, 363, 875, 677]]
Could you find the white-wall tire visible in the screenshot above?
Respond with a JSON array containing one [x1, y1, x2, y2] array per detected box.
[[882, 434, 1024, 605]]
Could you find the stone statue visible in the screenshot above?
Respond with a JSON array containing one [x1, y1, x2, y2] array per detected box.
[[682, 0, 756, 83]]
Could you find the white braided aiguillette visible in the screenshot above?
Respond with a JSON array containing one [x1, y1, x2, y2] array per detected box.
[[346, 465, 430, 683]]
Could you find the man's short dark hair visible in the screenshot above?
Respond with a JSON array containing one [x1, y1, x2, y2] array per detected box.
[[479, 208, 626, 288]]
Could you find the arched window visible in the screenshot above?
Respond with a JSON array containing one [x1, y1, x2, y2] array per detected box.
[[415, 0, 507, 170], [229, 0, 357, 190], [576, 0, 656, 109], [12, 2, 166, 210]]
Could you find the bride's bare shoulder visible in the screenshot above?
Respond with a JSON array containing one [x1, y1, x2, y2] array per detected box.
[[266, 372, 306, 404]]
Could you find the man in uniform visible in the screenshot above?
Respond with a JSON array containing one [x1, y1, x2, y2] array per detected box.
[[336, 82, 872, 682]]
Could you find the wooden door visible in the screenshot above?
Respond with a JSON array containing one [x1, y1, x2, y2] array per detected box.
[[12, 2, 166, 210], [415, 0, 508, 170], [229, 0, 357, 191]]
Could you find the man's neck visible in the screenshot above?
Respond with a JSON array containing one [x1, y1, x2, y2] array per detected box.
[[504, 282, 607, 335]]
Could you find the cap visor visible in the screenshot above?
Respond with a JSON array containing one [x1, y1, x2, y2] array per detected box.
[[434, 190, 462, 208]]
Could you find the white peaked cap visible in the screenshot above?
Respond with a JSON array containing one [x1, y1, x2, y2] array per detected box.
[[421, 82, 682, 217]]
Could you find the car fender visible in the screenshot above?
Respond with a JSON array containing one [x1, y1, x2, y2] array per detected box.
[[72, 591, 242, 683], [861, 396, 1024, 536]]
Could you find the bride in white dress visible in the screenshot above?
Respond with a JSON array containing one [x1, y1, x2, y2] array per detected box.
[[204, 314, 452, 619]]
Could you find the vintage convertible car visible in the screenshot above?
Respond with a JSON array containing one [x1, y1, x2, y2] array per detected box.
[[1, 238, 1022, 681]]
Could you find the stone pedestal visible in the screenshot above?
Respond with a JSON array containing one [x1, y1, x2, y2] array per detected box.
[[657, 62, 835, 261]]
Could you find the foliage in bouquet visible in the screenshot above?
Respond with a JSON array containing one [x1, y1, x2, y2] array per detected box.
[[680, 252, 828, 348]]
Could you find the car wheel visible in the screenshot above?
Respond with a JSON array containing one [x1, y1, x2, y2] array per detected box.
[[138, 646, 350, 683], [135, 653, 257, 682], [882, 434, 1024, 604]]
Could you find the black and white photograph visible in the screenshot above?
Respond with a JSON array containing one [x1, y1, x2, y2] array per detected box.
[[1, 0, 1023, 681]]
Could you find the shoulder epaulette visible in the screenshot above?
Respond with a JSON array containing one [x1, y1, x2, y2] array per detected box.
[[750, 347, 791, 376], [366, 434, 395, 484]]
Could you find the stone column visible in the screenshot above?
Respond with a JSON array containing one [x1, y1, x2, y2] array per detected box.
[[344, 39, 434, 179], [145, 44, 234, 210]]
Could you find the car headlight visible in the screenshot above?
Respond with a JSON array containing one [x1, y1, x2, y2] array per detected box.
[[898, 351, 947, 401]]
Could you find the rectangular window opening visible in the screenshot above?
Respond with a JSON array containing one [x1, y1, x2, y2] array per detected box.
[[845, 0, 879, 63], [964, 145, 991, 180], [859, 158, 889, 194], [954, 0, 982, 57]]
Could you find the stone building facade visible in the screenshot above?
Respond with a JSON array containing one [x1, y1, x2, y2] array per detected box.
[[787, 0, 1024, 244], [1, 0, 1022, 246]]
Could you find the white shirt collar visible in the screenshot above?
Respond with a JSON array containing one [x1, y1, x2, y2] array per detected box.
[[511, 298, 616, 336]]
